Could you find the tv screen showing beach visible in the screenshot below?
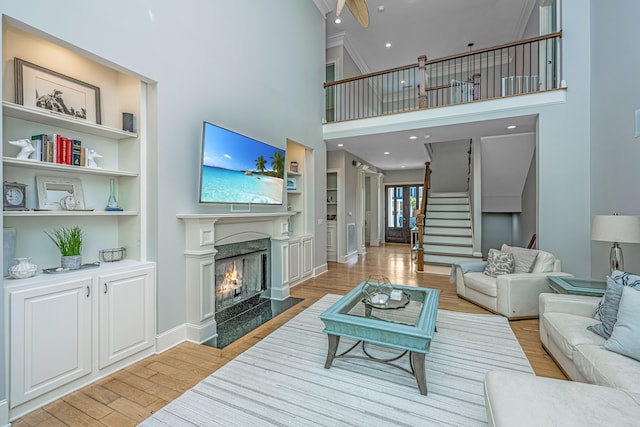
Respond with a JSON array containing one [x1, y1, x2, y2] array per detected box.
[[199, 122, 285, 204]]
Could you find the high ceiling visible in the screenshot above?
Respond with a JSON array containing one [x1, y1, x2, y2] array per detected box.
[[317, 0, 541, 171]]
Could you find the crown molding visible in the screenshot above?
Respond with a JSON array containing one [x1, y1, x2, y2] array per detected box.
[[326, 31, 370, 75], [313, 0, 332, 16]]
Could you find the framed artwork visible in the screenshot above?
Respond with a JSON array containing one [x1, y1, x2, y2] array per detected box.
[[287, 178, 297, 191], [36, 176, 86, 211], [14, 57, 101, 124]]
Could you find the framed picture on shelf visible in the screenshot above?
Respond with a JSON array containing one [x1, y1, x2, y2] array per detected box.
[[36, 176, 86, 211], [287, 178, 297, 191], [14, 57, 102, 124]]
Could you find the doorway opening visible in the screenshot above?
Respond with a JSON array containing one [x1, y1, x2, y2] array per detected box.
[[385, 184, 424, 244]]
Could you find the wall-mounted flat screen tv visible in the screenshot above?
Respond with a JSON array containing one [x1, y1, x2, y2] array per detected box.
[[199, 121, 285, 205]]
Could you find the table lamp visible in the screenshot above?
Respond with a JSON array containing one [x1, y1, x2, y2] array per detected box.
[[591, 214, 640, 273]]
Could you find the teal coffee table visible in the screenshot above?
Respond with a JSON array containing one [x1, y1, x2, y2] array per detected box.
[[319, 282, 440, 395], [548, 276, 606, 297]]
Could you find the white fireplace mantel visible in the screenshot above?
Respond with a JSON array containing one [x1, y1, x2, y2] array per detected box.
[[177, 212, 296, 343]]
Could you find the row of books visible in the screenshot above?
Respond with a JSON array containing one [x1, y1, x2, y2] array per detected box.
[[31, 134, 90, 167]]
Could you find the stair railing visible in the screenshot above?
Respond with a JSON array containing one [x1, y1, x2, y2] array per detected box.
[[417, 161, 431, 272]]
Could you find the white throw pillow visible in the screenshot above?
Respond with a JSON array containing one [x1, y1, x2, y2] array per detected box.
[[604, 286, 640, 361], [531, 250, 557, 273], [501, 244, 539, 273]]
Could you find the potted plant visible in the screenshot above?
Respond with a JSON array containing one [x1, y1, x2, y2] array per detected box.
[[45, 225, 84, 270]]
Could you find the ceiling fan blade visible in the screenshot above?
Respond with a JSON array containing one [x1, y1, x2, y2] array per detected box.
[[336, 0, 346, 16], [346, 0, 369, 28]]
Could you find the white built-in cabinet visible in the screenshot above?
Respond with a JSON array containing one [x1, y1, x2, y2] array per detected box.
[[98, 265, 155, 369], [286, 139, 313, 286], [2, 22, 156, 419], [9, 276, 93, 407], [7, 262, 155, 413], [287, 234, 313, 286]]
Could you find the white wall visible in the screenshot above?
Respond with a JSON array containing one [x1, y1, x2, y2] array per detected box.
[[429, 140, 469, 193], [590, 0, 640, 279], [0, 2, 327, 405]]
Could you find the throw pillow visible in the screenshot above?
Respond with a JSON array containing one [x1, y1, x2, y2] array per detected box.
[[501, 244, 539, 273], [588, 276, 628, 339], [611, 270, 640, 287], [530, 250, 557, 273], [591, 271, 638, 322], [483, 248, 515, 278], [604, 286, 640, 361]]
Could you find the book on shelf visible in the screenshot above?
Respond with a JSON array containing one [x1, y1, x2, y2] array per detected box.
[[72, 140, 82, 166], [31, 134, 43, 161]]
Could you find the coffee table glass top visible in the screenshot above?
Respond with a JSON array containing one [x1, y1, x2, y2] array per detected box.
[[320, 282, 440, 353], [548, 276, 606, 296]]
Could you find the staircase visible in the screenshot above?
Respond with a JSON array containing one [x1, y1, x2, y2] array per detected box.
[[422, 192, 483, 266]]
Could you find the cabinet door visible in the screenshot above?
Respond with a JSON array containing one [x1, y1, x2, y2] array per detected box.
[[327, 222, 337, 262], [10, 277, 93, 407], [289, 238, 301, 283], [98, 266, 155, 369], [302, 236, 313, 278]]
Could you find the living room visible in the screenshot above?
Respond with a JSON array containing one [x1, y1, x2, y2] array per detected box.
[[1, 0, 639, 425]]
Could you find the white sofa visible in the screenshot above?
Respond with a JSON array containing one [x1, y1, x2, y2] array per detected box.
[[538, 293, 640, 391], [454, 247, 571, 319], [484, 293, 640, 426]]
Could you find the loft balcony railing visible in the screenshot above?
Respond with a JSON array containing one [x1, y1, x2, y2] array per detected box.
[[324, 31, 562, 123]]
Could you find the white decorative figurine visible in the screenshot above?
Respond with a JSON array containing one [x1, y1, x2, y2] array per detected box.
[[86, 149, 102, 168], [8, 139, 35, 160]]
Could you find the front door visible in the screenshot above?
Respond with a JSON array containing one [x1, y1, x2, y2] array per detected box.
[[385, 185, 423, 243]]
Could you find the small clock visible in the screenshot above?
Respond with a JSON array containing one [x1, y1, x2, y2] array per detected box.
[[3, 181, 28, 211]]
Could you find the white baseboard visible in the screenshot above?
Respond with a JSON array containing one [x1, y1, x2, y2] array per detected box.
[[0, 399, 8, 427], [313, 263, 328, 277], [155, 323, 187, 353], [340, 251, 358, 263]]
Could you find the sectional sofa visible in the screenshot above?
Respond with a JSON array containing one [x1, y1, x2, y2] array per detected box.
[[484, 279, 640, 426]]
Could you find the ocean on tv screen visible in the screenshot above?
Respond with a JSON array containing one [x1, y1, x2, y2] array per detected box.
[[200, 166, 284, 204]]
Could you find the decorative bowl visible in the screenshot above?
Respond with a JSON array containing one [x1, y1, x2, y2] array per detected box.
[[8, 257, 38, 279]]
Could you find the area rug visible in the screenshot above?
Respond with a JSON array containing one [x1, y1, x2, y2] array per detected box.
[[141, 295, 534, 426]]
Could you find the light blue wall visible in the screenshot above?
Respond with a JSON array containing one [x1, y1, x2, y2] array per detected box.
[[0, 0, 326, 407], [590, 0, 640, 279]]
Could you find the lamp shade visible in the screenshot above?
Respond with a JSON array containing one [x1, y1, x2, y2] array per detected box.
[[591, 215, 640, 243]]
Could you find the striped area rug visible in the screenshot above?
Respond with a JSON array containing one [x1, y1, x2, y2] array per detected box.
[[141, 295, 533, 426]]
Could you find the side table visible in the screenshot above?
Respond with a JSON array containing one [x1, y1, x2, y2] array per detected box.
[[548, 276, 606, 297]]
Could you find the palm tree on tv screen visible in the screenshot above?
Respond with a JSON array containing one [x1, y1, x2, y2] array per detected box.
[[270, 150, 285, 178], [255, 155, 267, 173]]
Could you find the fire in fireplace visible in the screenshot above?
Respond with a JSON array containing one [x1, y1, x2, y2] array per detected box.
[[214, 238, 270, 313]]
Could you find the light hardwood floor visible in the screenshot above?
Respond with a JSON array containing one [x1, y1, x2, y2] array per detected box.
[[12, 245, 565, 426]]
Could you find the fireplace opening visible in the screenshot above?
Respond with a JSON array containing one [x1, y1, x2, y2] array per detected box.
[[215, 250, 267, 312], [213, 238, 271, 317], [202, 237, 302, 349]]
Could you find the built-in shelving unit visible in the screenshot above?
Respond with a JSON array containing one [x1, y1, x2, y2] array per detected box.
[[286, 139, 313, 285], [2, 20, 156, 419], [2, 22, 147, 267], [327, 170, 338, 262]]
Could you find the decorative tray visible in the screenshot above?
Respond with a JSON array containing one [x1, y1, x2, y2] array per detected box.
[[42, 261, 101, 274], [363, 291, 410, 309]]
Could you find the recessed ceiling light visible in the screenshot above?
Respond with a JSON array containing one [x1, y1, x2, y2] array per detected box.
[[377, 5, 385, 12], [409, 136, 417, 140], [424, 134, 431, 139], [337, 143, 344, 147], [383, 151, 390, 155], [507, 125, 517, 129], [335, 17, 341, 24], [401, 165, 406, 168], [385, 42, 391, 48]]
